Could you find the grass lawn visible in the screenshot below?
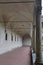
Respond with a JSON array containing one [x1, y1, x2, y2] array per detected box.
[[41, 45, 43, 49]]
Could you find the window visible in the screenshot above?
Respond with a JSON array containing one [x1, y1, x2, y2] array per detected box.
[[17, 36, 19, 41], [42, 22, 43, 28], [5, 33, 7, 40], [42, 36, 43, 39], [11, 35, 13, 41], [15, 34, 16, 41]]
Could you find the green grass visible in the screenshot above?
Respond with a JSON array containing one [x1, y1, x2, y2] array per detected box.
[[41, 45, 43, 49]]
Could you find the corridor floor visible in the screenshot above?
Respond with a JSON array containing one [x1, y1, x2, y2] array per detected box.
[[0, 46, 32, 65]]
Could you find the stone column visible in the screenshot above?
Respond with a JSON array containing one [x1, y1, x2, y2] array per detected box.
[[36, 14, 41, 63], [35, 0, 41, 63], [32, 25, 36, 53]]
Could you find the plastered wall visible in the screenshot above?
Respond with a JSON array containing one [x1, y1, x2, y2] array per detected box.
[[0, 23, 22, 54]]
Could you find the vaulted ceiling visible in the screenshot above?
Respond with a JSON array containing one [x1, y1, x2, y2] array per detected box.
[[0, 0, 35, 37]]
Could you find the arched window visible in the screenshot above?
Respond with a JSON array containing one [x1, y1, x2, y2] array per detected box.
[[11, 35, 13, 41], [15, 34, 16, 41], [5, 33, 7, 40]]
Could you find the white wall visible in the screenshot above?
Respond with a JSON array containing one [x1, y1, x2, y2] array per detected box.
[[0, 23, 22, 54]]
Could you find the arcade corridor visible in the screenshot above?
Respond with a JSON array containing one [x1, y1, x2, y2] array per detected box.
[[0, 0, 42, 65]]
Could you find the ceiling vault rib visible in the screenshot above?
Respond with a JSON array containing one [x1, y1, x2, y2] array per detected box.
[[0, 21, 32, 22], [0, 1, 35, 4], [5, 28, 32, 29]]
